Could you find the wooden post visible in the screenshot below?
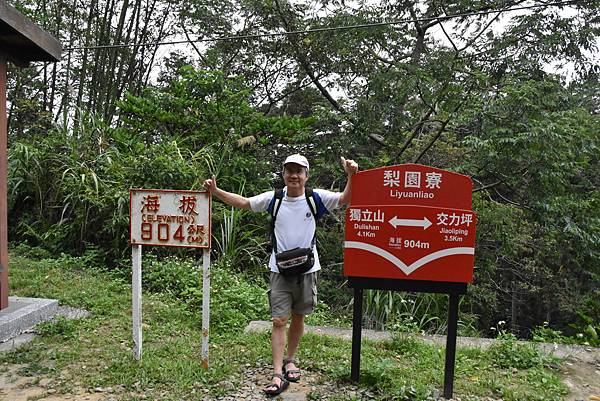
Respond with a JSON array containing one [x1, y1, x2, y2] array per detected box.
[[132, 244, 142, 360], [0, 59, 8, 310], [201, 248, 211, 369]]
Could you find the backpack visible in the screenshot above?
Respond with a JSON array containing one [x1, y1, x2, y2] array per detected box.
[[266, 188, 328, 275], [267, 187, 328, 224]]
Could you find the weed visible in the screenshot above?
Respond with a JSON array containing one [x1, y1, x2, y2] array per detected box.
[[388, 334, 429, 356], [36, 316, 80, 339], [17, 361, 54, 377], [488, 332, 553, 369]]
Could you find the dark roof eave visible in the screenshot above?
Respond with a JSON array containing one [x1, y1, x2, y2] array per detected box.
[[0, 2, 62, 64]]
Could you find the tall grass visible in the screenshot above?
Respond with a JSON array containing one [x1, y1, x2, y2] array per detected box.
[[213, 206, 267, 273], [362, 290, 478, 336]]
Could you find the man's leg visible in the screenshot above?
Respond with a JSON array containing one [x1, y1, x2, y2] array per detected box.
[[266, 271, 292, 393], [284, 313, 304, 380], [287, 313, 304, 358], [272, 316, 288, 373], [266, 316, 289, 392]]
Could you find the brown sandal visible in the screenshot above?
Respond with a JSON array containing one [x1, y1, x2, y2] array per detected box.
[[283, 358, 301, 382], [264, 373, 289, 396]]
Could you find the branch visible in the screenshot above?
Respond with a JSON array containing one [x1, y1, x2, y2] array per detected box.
[[438, 20, 459, 53], [459, 10, 503, 52], [274, 0, 346, 114], [408, 4, 427, 65], [182, 25, 207, 64], [395, 109, 434, 162], [413, 117, 452, 163], [395, 76, 454, 161], [262, 78, 315, 115], [416, 80, 436, 113], [473, 180, 503, 193], [414, 82, 474, 163], [493, 187, 533, 211]]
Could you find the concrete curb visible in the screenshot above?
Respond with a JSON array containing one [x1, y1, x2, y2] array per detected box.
[[0, 296, 59, 343]]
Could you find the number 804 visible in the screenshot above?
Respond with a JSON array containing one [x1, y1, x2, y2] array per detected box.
[[140, 223, 186, 242]]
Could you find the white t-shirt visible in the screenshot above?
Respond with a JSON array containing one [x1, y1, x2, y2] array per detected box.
[[249, 188, 342, 273]]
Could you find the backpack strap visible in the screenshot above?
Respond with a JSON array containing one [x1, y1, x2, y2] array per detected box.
[[306, 189, 329, 221], [267, 188, 284, 220], [305, 188, 317, 219], [268, 187, 328, 253], [267, 189, 284, 253]]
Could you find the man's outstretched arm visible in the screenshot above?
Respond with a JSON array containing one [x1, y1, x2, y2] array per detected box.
[[203, 175, 251, 209], [338, 157, 359, 206]]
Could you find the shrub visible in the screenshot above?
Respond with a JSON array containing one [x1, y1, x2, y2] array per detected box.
[[487, 332, 552, 369], [141, 255, 270, 335]]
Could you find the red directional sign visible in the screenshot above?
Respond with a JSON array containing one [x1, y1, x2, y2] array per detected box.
[[344, 205, 476, 282], [344, 164, 477, 283], [350, 164, 472, 209]]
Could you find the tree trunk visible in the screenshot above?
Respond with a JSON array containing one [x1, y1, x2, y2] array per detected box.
[[511, 275, 520, 334], [56, 0, 80, 126], [101, 0, 130, 121], [75, 1, 97, 121]]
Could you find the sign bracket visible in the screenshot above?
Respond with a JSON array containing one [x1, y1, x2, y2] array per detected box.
[[348, 277, 466, 399]]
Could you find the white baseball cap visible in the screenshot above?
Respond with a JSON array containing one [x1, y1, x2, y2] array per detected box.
[[283, 154, 309, 171]]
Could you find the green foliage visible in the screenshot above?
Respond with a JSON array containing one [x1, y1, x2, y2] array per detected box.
[[9, 124, 204, 263], [141, 255, 270, 335], [531, 322, 577, 345], [118, 67, 315, 187], [9, 242, 53, 260], [362, 291, 478, 336], [488, 332, 553, 370], [213, 205, 267, 273], [388, 334, 432, 357], [36, 317, 80, 340], [5, 250, 570, 401], [530, 296, 600, 347], [208, 261, 271, 334], [141, 255, 201, 301]]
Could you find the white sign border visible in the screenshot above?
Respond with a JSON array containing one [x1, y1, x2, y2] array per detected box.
[[129, 188, 212, 249]]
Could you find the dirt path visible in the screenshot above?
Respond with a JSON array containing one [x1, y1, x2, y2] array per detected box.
[[561, 358, 600, 401], [0, 364, 105, 401]]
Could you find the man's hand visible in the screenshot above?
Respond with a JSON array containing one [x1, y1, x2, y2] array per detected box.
[[202, 175, 251, 209], [341, 157, 359, 176], [203, 175, 217, 193]]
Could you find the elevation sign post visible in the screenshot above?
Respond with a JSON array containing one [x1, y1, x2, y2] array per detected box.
[[130, 189, 211, 365], [344, 164, 477, 399]]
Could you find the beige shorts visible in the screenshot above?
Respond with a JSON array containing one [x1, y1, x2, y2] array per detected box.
[[268, 272, 318, 317]]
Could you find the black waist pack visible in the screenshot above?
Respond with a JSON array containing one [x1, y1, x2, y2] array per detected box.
[[275, 247, 314, 276]]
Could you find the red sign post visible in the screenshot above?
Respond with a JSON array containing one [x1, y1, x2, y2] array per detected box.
[[345, 164, 476, 399]]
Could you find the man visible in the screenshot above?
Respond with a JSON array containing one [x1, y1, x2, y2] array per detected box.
[[203, 154, 358, 395]]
